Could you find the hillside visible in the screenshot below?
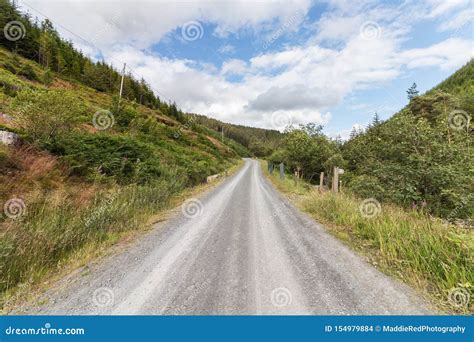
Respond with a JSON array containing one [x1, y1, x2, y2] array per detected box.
[[192, 114, 283, 156], [342, 59, 473, 220]]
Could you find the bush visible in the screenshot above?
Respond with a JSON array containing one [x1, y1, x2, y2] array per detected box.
[[45, 132, 177, 184], [42, 68, 53, 86], [347, 174, 386, 201], [18, 64, 38, 81], [11, 89, 86, 144]]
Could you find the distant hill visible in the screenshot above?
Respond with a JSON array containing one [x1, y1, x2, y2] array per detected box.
[[191, 114, 283, 157]]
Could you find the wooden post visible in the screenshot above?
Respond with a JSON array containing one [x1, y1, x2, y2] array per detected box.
[[279, 163, 284, 179], [319, 172, 324, 192], [332, 166, 339, 193]]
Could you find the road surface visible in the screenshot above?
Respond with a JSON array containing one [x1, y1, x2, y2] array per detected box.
[[22, 159, 430, 315]]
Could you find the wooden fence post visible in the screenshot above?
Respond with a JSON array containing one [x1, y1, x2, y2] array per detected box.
[[279, 163, 284, 179], [332, 167, 344, 193], [332, 166, 339, 193], [319, 172, 324, 192]]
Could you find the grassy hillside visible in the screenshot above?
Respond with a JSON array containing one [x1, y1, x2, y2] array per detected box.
[[0, 45, 249, 301]]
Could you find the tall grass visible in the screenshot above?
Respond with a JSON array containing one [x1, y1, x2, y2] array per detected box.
[[0, 179, 183, 300], [262, 161, 473, 313]]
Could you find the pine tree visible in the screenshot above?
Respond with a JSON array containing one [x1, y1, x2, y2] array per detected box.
[[371, 112, 382, 127], [407, 82, 419, 100]]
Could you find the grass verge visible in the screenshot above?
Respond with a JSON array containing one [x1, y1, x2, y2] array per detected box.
[[260, 161, 473, 314]]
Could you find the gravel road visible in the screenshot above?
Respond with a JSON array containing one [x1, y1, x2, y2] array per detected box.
[[22, 159, 430, 315]]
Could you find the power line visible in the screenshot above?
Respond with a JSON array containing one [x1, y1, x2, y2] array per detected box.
[[18, 0, 176, 105]]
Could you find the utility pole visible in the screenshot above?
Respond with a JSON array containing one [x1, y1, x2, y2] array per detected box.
[[118, 63, 126, 106]]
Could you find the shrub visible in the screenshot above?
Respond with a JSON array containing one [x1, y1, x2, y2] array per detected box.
[[11, 89, 86, 144], [18, 64, 38, 81], [42, 68, 53, 86], [45, 132, 177, 184]]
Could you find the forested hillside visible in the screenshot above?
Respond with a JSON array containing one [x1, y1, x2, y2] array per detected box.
[[192, 114, 283, 156], [270, 60, 473, 222]]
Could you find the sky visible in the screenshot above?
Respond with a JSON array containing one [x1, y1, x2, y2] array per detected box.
[[17, 0, 474, 139]]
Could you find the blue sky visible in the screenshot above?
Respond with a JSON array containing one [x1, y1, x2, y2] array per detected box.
[[19, 0, 473, 138]]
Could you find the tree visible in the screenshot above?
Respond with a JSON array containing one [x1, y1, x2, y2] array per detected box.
[[407, 82, 419, 100], [371, 112, 382, 127]]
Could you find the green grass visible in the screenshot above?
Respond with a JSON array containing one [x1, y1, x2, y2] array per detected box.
[[261, 161, 473, 314]]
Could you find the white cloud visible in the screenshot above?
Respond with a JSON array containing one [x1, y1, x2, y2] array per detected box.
[[437, 8, 473, 32], [400, 38, 473, 70], [425, 0, 468, 18], [221, 59, 248, 75], [16, 0, 474, 133], [218, 44, 236, 54], [19, 0, 312, 50]]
